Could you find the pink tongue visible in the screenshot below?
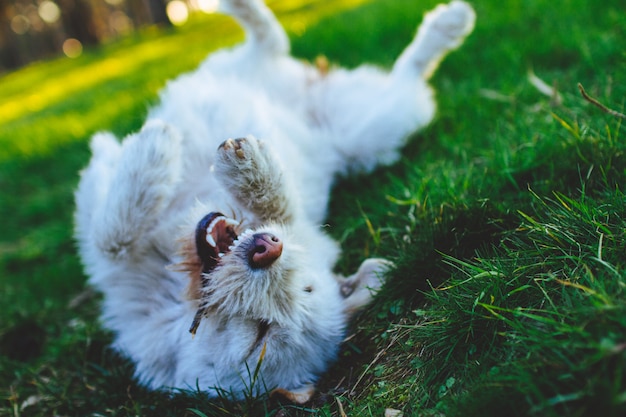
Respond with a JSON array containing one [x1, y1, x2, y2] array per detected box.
[[248, 233, 283, 268]]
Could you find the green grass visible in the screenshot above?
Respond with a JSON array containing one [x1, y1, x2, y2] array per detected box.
[[1, 0, 625, 416]]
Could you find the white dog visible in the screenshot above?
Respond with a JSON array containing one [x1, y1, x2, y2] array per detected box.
[[75, 0, 474, 403]]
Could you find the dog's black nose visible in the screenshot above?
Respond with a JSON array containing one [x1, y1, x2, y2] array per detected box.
[[248, 233, 282, 269]]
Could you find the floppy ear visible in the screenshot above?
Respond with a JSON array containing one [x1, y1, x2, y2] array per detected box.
[[170, 232, 204, 300], [338, 258, 393, 315]]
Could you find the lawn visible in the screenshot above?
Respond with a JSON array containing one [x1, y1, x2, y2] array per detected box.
[[1, 0, 625, 416]]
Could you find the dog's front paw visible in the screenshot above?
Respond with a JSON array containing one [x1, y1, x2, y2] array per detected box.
[[215, 136, 295, 223], [217, 136, 271, 175], [340, 258, 393, 315]]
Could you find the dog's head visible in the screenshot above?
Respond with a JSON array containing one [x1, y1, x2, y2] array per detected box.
[[176, 212, 329, 334]]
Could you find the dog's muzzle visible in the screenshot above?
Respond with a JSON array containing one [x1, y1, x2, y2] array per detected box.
[[246, 233, 282, 269], [189, 213, 284, 335]]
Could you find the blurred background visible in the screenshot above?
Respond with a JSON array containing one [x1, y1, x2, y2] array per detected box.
[[0, 0, 220, 71]]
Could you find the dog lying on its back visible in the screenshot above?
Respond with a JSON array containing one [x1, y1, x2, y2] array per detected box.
[[75, 0, 474, 403]]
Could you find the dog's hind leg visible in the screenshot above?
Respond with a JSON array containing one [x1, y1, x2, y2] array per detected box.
[[214, 136, 296, 225], [88, 120, 182, 262], [220, 0, 289, 55], [327, 1, 475, 174], [391, 0, 475, 81]]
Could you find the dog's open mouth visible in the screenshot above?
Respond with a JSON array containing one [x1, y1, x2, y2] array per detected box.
[[195, 211, 240, 273]]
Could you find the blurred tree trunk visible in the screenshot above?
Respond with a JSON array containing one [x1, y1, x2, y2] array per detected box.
[[58, 0, 100, 46], [128, 0, 151, 26], [0, 0, 21, 69], [144, 0, 172, 26]]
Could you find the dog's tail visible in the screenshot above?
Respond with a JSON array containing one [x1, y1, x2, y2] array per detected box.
[[220, 0, 289, 55], [392, 0, 475, 80]]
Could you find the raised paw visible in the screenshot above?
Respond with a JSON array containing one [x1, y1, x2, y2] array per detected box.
[[214, 136, 295, 224], [392, 0, 475, 79], [340, 258, 393, 315], [217, 137, 268, 168], [428, 1, 476, 41], [220, 137, 246, 158]]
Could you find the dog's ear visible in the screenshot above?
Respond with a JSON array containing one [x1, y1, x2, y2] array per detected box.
[[170, 234, 204, 300]]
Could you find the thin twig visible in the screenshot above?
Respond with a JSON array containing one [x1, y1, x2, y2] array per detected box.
[[578, 83, 626, 119], [336, 397, 348, 417]]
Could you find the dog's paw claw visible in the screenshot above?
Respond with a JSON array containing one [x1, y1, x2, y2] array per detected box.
[[216, 136, 273, 174], [219, 137, 247, 158], [218, 137, 262, 163]]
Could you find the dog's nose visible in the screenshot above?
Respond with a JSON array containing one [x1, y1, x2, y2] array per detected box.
[[248, 233, 283, 268]]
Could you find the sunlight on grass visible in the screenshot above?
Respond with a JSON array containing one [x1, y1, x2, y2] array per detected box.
[[0, 16, 238, 127], [1, 45, 180, 125], [0, 0, 371, 161]]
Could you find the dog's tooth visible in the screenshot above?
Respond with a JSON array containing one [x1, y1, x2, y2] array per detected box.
[[224, 218, 239, 227], [218, 253, 224, 258], [205, 232, 217, 247], [206, 215, 226, 234]]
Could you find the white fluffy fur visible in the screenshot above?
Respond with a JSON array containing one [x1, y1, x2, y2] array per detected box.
[[74, 0, 475, 403]]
